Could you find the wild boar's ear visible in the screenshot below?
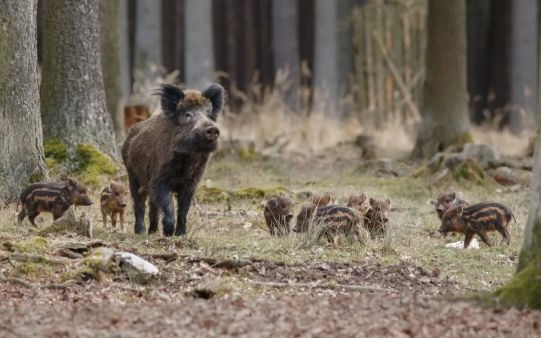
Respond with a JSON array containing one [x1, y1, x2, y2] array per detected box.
[[203, 84, 225, 121], [156, 83, 184, 119]]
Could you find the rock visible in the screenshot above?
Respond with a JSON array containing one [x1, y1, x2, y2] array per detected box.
[[115, 252, 158, 284], [445, 238, 479, 249], [492, 166, 531, 186], [461, 143, 500, 168]]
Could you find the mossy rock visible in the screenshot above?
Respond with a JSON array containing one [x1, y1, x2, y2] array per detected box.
[[2, 236, 49, 254], [11, 262, 56, 278]]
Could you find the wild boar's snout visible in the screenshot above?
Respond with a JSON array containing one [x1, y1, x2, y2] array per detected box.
[[205, 125, 220, 141]]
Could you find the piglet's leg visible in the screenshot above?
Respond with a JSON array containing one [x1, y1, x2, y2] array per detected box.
[[463, 232, 474, 248], [111, 212, 118, 228], [477, 230, 492, 247], [119, 210, 125, 232], [175, 187, 196, 236]]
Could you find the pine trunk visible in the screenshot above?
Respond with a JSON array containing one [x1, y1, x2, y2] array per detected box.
[[40, 0, 117, 156], [272, 0, 301, 112], [100, 0, 125, 142], [184, 0, 215, 88], [0, 0, 48, 203], [412, 0, 471, 159]]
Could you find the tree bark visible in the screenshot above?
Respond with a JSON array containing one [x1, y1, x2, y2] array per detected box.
[[100, 0, 125, 142], [162, 0, 185, 82], [184, 0, 215, 88], [508, 0, 538, 133], [119, 0, 131, 100], [40, 0, 117, 156], [133, 0, 162, 80], [313, 0, 353, 116], [494, 3, 541, 308], [272, 0, 301, 112], [412, 0, 471, 159], [0, 0, 48, 203]]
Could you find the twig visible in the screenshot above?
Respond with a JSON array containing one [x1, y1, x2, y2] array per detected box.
[[1, 253, 74, 265], [250, 281, 395, 293], [373, 32, 420, 119], [0, 276, 34, 289]]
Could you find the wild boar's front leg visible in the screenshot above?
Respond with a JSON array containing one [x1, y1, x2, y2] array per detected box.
[[175, 187, 197, 236], [128, 173, 146, 234]]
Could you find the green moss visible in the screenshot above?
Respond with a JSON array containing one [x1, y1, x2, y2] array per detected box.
[[27, 170, 46, 184], [196, 185, 288, 203], [3, 236, 49, 254], [12, 262, 56, 278], [61, 266, 94, 282], [493, 257, 541, 309], [452, 159, 485, 184], [44, 138, 68, 161], [73, 144, 117, 187]]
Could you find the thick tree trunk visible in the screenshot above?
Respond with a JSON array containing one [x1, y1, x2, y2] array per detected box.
[[272, 0, 301, 112], [100, 0, 125, 142], [508, 0, 538, 133], [162, 0, 185, 82], [119, 0, 131, 99], [184, 0, 215, 88], [494, 4, 541, 308], [412, 0, 471, 159], [133, 0, 162, 80], [40, 0, 117, 156], [0, 0, 48, 203]]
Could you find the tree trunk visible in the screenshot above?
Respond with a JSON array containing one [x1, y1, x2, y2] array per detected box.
[[412, 0, 471, 159], [313, 0, 353, 116], [494, 4, 541, 308], [133, 0, 162, 80], [466, 0, 492, 124], [0, 0, 48, 203], [184, 0, 215, 88], [119, 0, 132, 100], [162, 0, 185, 82], [40, 0, 117, 156], [100, 0, 125, 142], [508, 0, 538, 133], [272, 0, 301, 112]]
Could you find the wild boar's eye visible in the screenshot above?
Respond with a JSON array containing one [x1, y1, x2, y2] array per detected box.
[[185, 111, 193, 118]]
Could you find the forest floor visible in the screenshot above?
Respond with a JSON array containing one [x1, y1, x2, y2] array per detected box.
[[0, 142, 540, 337]]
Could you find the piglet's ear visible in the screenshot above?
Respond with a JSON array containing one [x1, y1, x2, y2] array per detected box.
[[156, 83, 184, 120], [203, 84, 225, 121], [449, 192, 456, 200], [457, 205, 464, 216]]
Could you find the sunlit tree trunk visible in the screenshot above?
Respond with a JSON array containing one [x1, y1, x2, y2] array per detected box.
[[41, 0, 117, 156], [184, 0, 215, 88], [0, 0, 48, 203], [272, 0, 301, 112], [412, 0, 471, 159]]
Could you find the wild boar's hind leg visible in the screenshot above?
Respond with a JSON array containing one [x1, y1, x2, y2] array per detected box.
[[148, 201, 159, 234], [463, 232, 474, 248], [175, 187, 197, 236], [477, 229, 492, 247], [17, 208, 26, 223], [128, 174, 146, 234]]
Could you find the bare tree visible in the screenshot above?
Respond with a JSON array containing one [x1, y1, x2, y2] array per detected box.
[[0, 0, 48, 203], [41, 0, 117, 155], [412, 0, 471, 159], [100, 0, 125, 142], [272, 0, 301, 112], [184, 0, 215, 88], [134, 0, 162, 80]]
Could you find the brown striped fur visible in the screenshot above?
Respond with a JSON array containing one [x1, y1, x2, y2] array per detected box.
[[364, 198, 391, 237], [439, 202, 515, 248], [100, 181, 128, 231], [17, 179, 92, 226], [432, 191, 469, 220]]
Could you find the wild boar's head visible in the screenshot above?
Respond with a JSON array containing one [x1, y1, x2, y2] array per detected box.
[[158, 83, 225, 154]]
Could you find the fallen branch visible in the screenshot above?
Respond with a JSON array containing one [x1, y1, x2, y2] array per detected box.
[[0, 252, 74, 265], [146, 252, 179, 262], [0, 276, 34, 289], [250, 281, 395, 293]]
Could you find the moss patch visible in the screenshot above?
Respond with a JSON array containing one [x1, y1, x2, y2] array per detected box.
[[196, 185, 288, 203], [493, 257, 541, 309], [3, 236, 49, 254], [43, 140, 117, 187]]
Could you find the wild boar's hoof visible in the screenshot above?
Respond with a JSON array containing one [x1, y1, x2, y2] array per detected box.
[[134, 224, 146, 235], [205, 126, 220, 141]]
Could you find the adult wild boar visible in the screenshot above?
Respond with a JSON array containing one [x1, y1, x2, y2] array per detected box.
[[122, 83, 225, 236]]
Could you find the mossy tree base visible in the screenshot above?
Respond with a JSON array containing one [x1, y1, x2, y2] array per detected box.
[[493, 257, 541, 309], [412, 131, 473, 160]]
